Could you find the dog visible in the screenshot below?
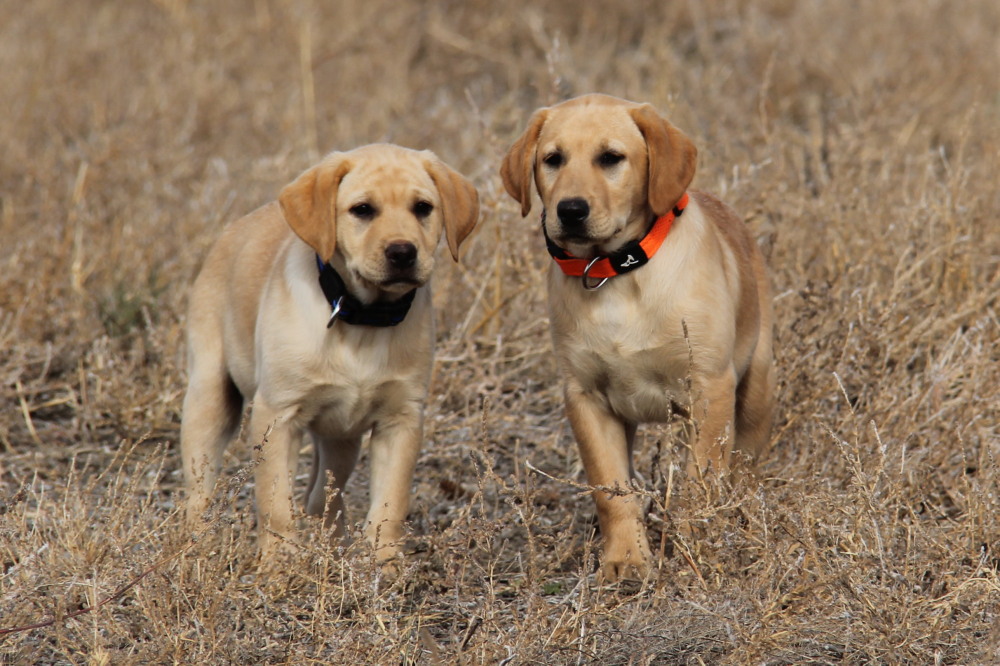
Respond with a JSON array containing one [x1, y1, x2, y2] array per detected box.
[[181, 144, 479, 566], [501, 94, 775, 581]]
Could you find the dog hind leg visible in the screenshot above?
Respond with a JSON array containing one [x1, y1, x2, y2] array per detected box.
[[181, 365, 243, 525], [734, 341, 776, 466], [686, 366, 738, 477], [305, 432, 364, 540]]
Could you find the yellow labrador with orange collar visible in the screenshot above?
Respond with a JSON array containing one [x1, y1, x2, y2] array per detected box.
[[502, 94, 775, 581], [181, 144, 479, 566]]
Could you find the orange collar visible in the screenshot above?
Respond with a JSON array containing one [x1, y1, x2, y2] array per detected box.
[[543, 193, 689, 290]]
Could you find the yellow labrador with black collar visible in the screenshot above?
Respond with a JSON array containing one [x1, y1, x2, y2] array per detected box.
[[181, 144, 479, 566], [502, 94, 775, 581]]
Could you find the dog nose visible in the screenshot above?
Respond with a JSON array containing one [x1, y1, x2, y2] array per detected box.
[[556, 198, 590, 226], [385, 242, 417, 270]]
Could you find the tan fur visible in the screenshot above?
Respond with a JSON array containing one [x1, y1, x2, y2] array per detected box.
[[502, 94, 775, 581], [181, 144, 479, 566]]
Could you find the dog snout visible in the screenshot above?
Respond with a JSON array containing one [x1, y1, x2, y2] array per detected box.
[[556, 198, 590, 227], [385, 242, 418, 270]]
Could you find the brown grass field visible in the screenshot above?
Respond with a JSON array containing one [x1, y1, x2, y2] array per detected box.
[[2, 1, 999, 663]]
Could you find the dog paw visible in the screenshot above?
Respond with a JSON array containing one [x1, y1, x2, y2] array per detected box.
[[599, 556, 653, 583], [257, 529, 301, 565], [376, 555, 403, 578], [599, 536, 654, 583]]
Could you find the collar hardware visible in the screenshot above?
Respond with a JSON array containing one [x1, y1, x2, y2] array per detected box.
[[582, 256, 610, 291], [326, 296, 344, 329]]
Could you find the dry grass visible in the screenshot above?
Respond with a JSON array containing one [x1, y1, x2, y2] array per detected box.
[[2, 0, 999, 663]]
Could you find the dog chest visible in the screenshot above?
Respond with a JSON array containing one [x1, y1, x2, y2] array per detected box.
[[558, 308, 692, 423], [303, 376, 418, 437], [255, 325, 430, 435]]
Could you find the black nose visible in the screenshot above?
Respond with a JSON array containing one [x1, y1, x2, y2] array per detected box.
[[385, 242, 417, 270], [556, 198, 590, 226]]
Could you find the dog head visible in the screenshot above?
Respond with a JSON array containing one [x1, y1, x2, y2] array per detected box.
[[279, 144, 479, 296], [501, 94, 696, 254]]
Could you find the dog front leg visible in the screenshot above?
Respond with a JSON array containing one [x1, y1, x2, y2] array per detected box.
[[565, 383, 652, 582], [249, 397, 301, 560], [364, 411, 422, 567]]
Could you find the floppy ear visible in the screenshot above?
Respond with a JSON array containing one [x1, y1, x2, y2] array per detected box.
[[500, 108, 548, 217], [425, 156, 480, 262], [278, 154, 350, 263], [629, 104, 698, 216]]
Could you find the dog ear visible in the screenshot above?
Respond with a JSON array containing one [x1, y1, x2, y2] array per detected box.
[[500, 108, 548, 217], [629, 104, 697, 216], [278, 154, 350, 263], [425, 156, 480, 262]]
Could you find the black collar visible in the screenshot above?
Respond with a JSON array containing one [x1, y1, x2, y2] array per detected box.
[[315, 256, 417, 328]]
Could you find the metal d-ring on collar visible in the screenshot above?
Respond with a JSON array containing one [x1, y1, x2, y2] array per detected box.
[[581, 257, 610, 291], [326, 296, 344, 328]]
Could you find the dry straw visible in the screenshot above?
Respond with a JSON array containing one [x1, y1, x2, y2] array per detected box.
[[2, 1, 998, 663]]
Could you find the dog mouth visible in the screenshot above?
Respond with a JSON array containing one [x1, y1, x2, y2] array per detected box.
[[351, 269, 425, 296], [549, 211, 626, 243], [553, 221, 626, 249], [557, 228, 595, 242], [381, 276, 422, 287], [552, 227, 643, 264], [550, 219, 602, 244], [377, 266, 427, 290]]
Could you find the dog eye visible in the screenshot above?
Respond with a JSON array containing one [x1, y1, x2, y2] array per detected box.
[[597, 151, 625, 168], [349, 202, 376, 219], [542, 152, 564, 168], [412, 200, 433, 218]]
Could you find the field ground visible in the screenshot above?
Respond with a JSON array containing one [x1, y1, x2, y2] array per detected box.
[[1, 1, 999, 663]]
